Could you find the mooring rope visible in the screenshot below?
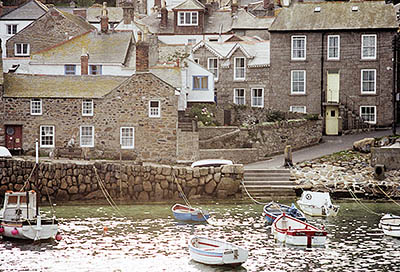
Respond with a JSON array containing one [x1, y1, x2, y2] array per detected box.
[[19, 164, 37, 192], [93, 166, 123, 217], [240, 179, 271, 205], [376, 185, 400, 209], [347, 187, 381, 216]]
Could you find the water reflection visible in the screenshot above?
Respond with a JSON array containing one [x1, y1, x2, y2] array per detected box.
[[1, 202, 400, 271]]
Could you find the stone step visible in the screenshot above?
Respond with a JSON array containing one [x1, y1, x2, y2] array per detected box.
[[244, 169, 291, 174], [244, 175, 292, 181], [242, 180, 295, 186]]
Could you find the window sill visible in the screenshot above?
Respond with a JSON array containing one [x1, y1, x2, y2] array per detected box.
[[30, 113, 43, 116], [290, 93, 306, 96], [82, 114, 94, 117], [233, 79, 246, 82], [121, 147, 135, 150], [360, 58, 377, 61], [360, 92, 377, 96]]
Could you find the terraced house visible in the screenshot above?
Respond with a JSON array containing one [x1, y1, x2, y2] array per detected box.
[[269, 1, 398, 135]]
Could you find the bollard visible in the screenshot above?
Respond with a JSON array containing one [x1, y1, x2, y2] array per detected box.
[[284, 145, 293, 167]]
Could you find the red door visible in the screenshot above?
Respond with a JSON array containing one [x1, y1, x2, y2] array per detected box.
[[5, 125, 22, 151]]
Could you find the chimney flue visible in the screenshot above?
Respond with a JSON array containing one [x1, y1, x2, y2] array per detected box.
[[160, 0, 168, 28], [81, 48, 89, 75], [100, 2, 109, 33]]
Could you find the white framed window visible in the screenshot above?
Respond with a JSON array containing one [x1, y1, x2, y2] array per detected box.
[[290, 106, 306, 113], [251, 88, 264, 108], [40, 125, 55, 148], [7, 24, 17, 35], [89, 65, 102, 75], [291, 70, 306, 94], [65, 65, 76, 75], [178, 11, 198, 26], [291, 36, 306, 60], [14, 43, 30, 56], [193, 76, 208, 90], [327, 35, 340, 60], [82, 99, 93, 116], [80, 126, 94, 147], [233, 88, 245, 105], [361, 69, 376, 94], [234, 57, 245, 80], [360, 106, 376, 124], [188, 39, 196, 45], [149, 100, 160, 117], [208, 58, 218, 80], [30, 99, 42, 115], [361, 34, 376, 60], [120, 127, 135, 149]]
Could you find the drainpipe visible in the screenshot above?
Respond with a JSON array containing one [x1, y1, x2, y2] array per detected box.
[[320, 32, 325, 127], [393, 33, 398, 135]]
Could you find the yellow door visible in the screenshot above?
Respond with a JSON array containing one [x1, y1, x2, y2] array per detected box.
[[327, 71, 339, 103], [326, 106, 339, 135]]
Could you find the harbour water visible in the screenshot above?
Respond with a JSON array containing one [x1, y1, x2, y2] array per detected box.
[[1, 201, 400, 271]]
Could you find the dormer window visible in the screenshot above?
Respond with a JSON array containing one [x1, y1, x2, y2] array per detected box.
[[178, 11, 198, 26]]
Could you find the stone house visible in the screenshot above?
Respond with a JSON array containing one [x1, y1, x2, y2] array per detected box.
[[268, 1, 398, 135], [191, 36, 270, 124], [0, 0, 48, 57], [138, 0, 272, 45], [4, 7, 95, 69], [1, 70, 180, 163]]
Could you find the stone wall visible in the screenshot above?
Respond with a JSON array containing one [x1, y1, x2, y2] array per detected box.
[[199, 148, 259, 164], [177, 129, 200, 162], [198, 119, 322, 162], [0, 158, 244, 202], [371, 147, 400, 170], [199, 126, 238, 141]]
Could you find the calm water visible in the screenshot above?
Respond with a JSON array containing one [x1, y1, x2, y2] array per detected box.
[[1, 201, 400, 272]]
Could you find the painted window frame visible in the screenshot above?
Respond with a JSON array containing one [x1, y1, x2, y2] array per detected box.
[[327, 35, 340, 60], [89, 65, 102, 75], [208, 58, 218, 80], [40, 125, 55, 148], [177, 11, 198, 26], [291, 36, 306, 60], [80, 125, 94, 147], [361, 69, 376, 94], [30, 99, 42, 115], [291, 70, 306, 95], [6, 24, 17, 35], [120, 127, 135, 149], [193, 75, 208, 90], [82, 99, 94, 116], [234, 57, 246, 80], [290, 106, 307, 113], [14, 43, 30, 56], [251, 88, 264, 108], [64, 65, 76, 75], [233, 88, 245, 105], [149, 100, 161, 118], [360, 105, 376, 124], [361, 34, 377, 60]]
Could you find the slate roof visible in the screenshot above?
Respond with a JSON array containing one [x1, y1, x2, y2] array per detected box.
[[270, 1, 398, 31], [0, 0, 48, 20], [150, 66, 182, 89], [31, 31, 133, 65], [87, 6, 123, 23], [192, 38, 270, 67], [3, 74, 128, 98], [231, 9, 273, 29], [59, 9, 96, 32], [172, 0, 205, 10]]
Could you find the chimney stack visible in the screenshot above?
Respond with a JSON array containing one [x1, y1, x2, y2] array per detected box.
[[100, 2, 109, 33], [160, 0, 168, 28], [122, 2, 135, 24], [136, 29, 149, 71], [154, 0, 161, 8], [231, 0, 238, 14], [81, 48, 89, 75]]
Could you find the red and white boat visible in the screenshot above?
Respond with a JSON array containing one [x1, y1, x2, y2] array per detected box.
[[272, 213, 327, 247]]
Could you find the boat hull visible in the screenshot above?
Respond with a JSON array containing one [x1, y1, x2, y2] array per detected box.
[[1, 222, 58, 240], [380, 214, 400, 238], [172, 204, 209, 222], [297, 191, 339, 217], [188, 236, 248, 266], [263, 202, 306, 224]]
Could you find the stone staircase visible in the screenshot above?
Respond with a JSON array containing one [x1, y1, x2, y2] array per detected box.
[[242, 169, 297, 199]]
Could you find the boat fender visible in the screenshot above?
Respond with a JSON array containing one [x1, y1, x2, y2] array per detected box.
[[55, 233, 62, 241], [11, 228, 19, 236], [305, 194, 312, 200], [0, 226, 4, 233]]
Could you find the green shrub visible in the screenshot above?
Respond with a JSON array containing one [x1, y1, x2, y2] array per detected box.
[[189, 104, 218, 126]]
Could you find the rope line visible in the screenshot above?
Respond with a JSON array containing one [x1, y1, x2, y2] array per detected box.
[[240, 179, 271, 205], [376, 185, 400, 209], [19, 164, 37, 192], [347, 187, 381, 216]]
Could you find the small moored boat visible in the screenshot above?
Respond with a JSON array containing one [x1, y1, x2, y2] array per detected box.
[[297, 191, 339, 216], [379, 214, 400, 237], [272, 213, 327, 247], [0, 191, 59, 240], [263, 202, 306, 224], [188, 236, 248, 266], [191, 159, 233, 168], [172, 203, 209, 222]]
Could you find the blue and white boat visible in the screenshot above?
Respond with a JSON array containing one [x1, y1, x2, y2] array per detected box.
[[171, 204, 209, 222], [263, 202, 306, 224], [188, 236, 248, 266]]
